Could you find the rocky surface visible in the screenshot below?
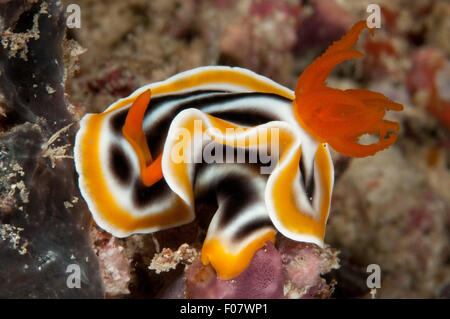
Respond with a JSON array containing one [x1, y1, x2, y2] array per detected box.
[[0, 0, 103, 298]]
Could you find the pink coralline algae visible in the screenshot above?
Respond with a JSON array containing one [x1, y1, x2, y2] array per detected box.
[[184, 239, 339, 299], [91, 228, 132, 297], [281, 242, 323, 289], [186, 241, 284, 299], [279, 238, 339, 298]]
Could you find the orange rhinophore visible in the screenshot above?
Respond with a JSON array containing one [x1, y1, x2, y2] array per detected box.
[[122, 89, 163, 186], [294, 20, 403, 157]]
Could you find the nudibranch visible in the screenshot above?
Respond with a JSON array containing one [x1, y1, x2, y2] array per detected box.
[[74, 21, 402, 279]]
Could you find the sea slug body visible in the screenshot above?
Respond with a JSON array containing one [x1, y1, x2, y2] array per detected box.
[[74, 20, 402, 279]]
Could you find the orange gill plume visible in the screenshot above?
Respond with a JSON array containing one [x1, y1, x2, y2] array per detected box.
[[122, 89, 163, 186], [294, 20, 403, 158]]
